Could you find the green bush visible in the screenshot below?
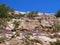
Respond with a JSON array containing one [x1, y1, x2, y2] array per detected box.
[[27, 11, 38, 17], [55, 10, 60, 17], [14, 14, 25, 19], [50, 40, 60, 45], [13, 21, 19, 30], [55, 24, 60, 31], [55, 40, 60, 45]]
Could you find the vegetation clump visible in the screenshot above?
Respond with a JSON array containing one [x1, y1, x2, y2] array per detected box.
[[55, 10, 60, 17]]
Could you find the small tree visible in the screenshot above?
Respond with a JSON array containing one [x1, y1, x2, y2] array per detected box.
[[0, 3, 14, 30], [55, 10, 60, 17]]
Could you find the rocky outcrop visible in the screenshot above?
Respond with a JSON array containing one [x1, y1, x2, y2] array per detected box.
[[6, 14, 56, 32]]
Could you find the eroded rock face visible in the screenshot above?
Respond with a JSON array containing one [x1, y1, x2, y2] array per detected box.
[[18, 19, 40, 30], [6, 15, 56, 31], [41, 20, 54, 28]]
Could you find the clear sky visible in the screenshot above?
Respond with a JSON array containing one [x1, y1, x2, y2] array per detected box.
[[0, 0, 60, 13]]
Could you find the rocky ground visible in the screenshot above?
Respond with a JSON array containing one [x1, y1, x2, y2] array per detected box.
[[0, 15, 60, 45]]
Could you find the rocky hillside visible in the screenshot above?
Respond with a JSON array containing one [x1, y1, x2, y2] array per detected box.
[[6, 12, 60, 33]]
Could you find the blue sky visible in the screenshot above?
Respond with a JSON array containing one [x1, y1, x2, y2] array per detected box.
[[0, 0, 60, 13]]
